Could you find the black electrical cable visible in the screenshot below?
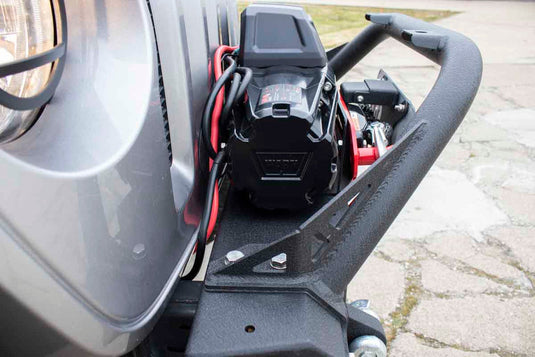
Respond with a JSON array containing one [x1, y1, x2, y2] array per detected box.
[[220, 72, 241, 131], [201, 58, 235, 159], [221, 52, 235, 65], [201, 57, 237, 159], [219, 67, 252, 131], [185, 56, 245, 280], [182, 150, 227, 280], [235, 66, 252, 101]]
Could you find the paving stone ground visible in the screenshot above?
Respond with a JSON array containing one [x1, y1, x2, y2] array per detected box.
[[289, 0, 535, 355]]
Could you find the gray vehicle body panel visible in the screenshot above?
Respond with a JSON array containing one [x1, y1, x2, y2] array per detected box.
[[0, 0, 237, 355]]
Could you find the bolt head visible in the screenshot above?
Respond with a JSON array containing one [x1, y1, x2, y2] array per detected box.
[[350, 299, 370, 309], [331, 163, 337, 173], [323, 82, 333, 92], [357, 95, 364, 103], [132, 243, 146, 260], [394, 103, 407, 112], [225, 250, 244, 265], [270, 253, 287, 270]]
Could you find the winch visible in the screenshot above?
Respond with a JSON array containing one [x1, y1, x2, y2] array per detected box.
[[192, 3, 424, 292], [229, 4, 342, 209]]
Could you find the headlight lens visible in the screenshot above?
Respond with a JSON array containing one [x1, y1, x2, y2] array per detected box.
[[0, 0, 55, 143]]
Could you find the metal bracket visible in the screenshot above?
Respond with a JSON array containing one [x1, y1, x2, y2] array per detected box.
[[185, 124, 425, 356], [207, 121, 423, 282], [185, 123, 425, 356]]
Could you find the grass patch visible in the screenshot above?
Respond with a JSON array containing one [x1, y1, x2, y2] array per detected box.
[[389, 282, 420, 330], [384, 261, 423, 344], [237, 2, 457, 48]]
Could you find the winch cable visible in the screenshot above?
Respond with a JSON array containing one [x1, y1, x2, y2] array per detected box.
[[219, 67, 252, 132], [208, 46, 238, 160], [182, 149, 227, 280], [235, 66, 252, 101], [219, 71, 242, 131], [201, 56, 236, 160], [206, 47, 240, 241], [204, 46, 239, 241], [183, 45, 244, 279]]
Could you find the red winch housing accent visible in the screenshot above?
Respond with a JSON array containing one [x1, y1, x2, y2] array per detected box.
[[339, 91, 391, 179]]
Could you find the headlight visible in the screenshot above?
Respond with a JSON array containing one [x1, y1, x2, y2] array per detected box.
[[0, 0, 62, 144]]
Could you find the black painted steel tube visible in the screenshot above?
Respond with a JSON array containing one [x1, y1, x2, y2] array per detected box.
[[324, 14, 482, 294]]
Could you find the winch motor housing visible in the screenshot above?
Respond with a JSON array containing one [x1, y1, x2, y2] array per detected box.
[[230, 4, 343, 209]]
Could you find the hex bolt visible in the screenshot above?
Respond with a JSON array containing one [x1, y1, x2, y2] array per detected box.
[[350, 299, 370, 309], [357, 95, 364, 103], [270, 253, 287, 270], [350, 299, 380, 321], [132, 243, 146, 260], [331, 163, 338, 173], [323, 81, 333, 92], [370, 122, 388, 157], [225, 250, 245, 265], [394, 103, 407, 112]]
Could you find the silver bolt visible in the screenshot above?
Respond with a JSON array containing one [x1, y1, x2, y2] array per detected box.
[[351, 299, 380, 321], [331, 163, 337, 173], [367, 121, 388, 157], [349, 335, 386, 357], [270, 253, 287, 270], [323, 81, 333, 92], [132, 243, 146, 260], [338, 139, 344, 147], [350, 299, 370, 309], [394, 103, 407, 112], [225, 250, 244, 265], [357, 95, 364, 103]]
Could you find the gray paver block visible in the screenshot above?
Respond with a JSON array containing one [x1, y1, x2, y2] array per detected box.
[[408, 296, 535, 355]]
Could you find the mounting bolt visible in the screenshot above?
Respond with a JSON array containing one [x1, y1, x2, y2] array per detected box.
[[225, 250, 244, 265], [394, 103, 407, 112], [270, 253, 287, 270], [323, 81, 333, 92], [357, 95, 364, 103], [132, 243, 146, 260], [350, 299, 380, 321], [350, 299, 370, 309]]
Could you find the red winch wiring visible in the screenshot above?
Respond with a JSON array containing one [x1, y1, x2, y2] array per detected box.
[[207, 45, 238, 239]]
